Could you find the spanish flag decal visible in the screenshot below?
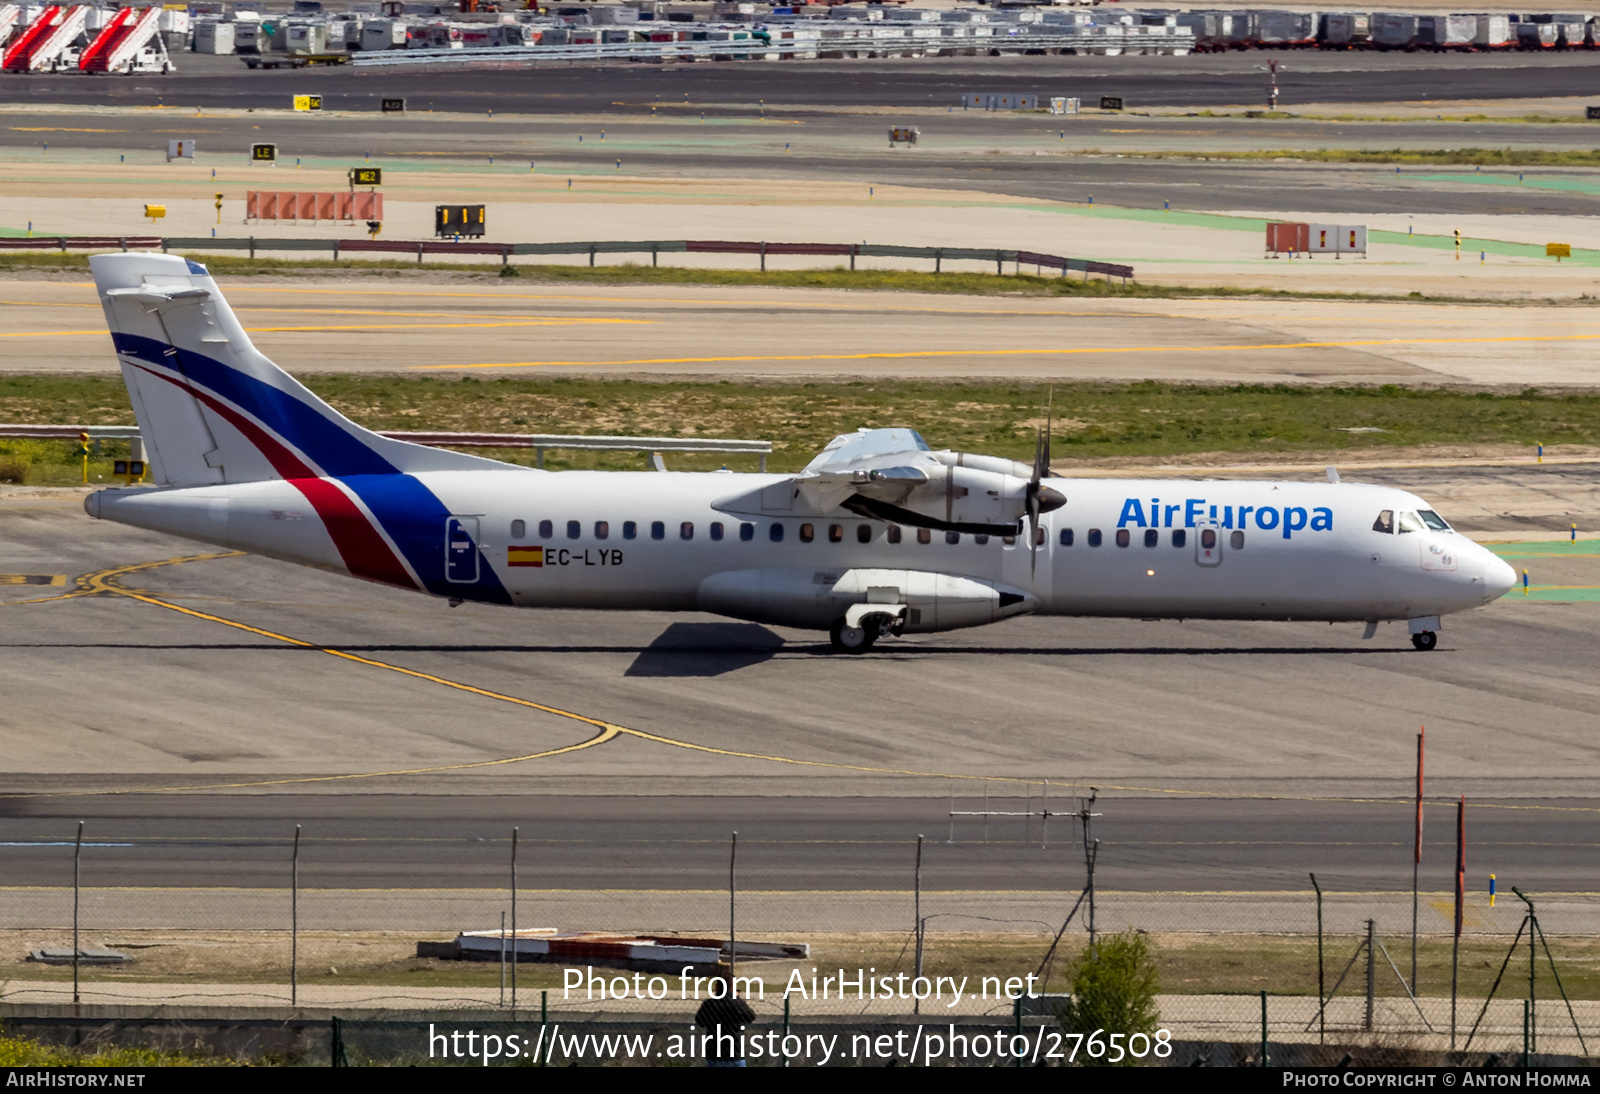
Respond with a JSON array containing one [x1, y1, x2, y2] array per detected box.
[[507, 546, 543, 568]]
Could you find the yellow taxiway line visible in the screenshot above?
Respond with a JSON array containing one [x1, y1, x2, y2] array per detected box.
[[421, 330, 1600, 371], [10, 551, 1600, 814]]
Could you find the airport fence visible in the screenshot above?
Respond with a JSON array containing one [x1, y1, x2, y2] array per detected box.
[[0, 791, 1594, 1065]]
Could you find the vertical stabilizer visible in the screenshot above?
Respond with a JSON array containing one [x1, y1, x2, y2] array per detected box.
[[90, 252, 501, 486]]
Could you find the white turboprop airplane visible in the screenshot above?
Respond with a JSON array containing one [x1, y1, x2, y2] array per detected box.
[[84, 253, 1517, 652]]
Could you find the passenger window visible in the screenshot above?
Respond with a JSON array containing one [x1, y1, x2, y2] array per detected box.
[[740, 523, 755, 541], [538, 519, 553, 539], [1143, 529, 1159, 548], [828, 524, 843, 543], [680, 522, 694, 540], [566, 520, 581, 540], [946, 531, 960, 545], [623, 521, 637, 540], [651, 521, 665, 541], [917, 528, 932, 545], [511, 519, 526, 540], [769, 523, 784, 542], [710, 522, 724, 541], [1088, 529, 1103, 547], [887, 525, 902, 544], [1059, 528, 1073, 547], [975, 533, 989, 545], [1397, 511, 1423, 534], [857, 524, 872, 544], [1201, 528, 1217, 549], [1171, 529, 1186, 548], [594, 521, 609, 540], [1115, 529, 1131, 548], [1373, 510, 1394, 534], [1231, 530, 1245, 549], [799, 523, 815, 543]]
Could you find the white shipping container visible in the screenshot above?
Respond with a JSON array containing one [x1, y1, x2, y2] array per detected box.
[[193, 19, 235, 53], [1307, 224, 1367, 255], [234, 21, 262, 51], [285, 23, 326, 54], [1372, 12, 1418, 48], [1321, 12, 1371, 45], [1473, 13, 1512, 46], [361, 18, 406, 50], [158, 10, 188, 34]]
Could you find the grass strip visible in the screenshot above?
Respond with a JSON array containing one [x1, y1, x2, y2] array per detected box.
[[1, 377, 1586, 485]]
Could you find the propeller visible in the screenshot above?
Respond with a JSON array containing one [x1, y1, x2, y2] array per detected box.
[[1026, 387, 1054, 577]]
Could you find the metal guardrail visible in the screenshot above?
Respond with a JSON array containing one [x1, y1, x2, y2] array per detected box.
[[350, 28, 1196, 68], [152, 238, 1134, 281], [0, 236, 1132, 282], [0, 426, 772, 470], [0, 237, 162, 251]]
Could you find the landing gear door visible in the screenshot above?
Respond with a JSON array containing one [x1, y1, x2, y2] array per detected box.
[[445, 516, 480, 583], [1195, 522, 1222, 567]]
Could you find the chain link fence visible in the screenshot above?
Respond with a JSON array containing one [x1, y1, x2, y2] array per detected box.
[[1, 790, 1595, 1066]]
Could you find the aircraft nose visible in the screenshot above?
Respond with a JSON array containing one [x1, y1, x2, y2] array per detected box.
[[1483, 550, 1517, 603]]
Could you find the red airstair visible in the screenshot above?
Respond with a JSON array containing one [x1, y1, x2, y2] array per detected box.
[[2, 4, 87, 72], [79, 4, 160, 72]]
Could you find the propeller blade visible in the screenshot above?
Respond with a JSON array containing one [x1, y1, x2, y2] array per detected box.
[[1027, 386, 1054, 578]]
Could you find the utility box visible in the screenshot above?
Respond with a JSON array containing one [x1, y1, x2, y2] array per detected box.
[[1048, 97, 1080, 115], [436, 204, 486, 238], [167, 139, 196, 162], [1099, 95, 1124, 111], [888, 126, 919, 146]]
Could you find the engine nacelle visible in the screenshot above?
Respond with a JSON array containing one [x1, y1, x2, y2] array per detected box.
[[698, 566, 1038, 633], [846, 462, 1064, 534]]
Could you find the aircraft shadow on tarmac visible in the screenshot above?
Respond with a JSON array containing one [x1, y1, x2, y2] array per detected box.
[[623, 622, 786, 677]]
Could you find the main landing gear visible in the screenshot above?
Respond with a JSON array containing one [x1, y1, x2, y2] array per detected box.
[[830, 617, 875, 653], [1411, 630, 1438, 652], [829, 612, 900, 654]]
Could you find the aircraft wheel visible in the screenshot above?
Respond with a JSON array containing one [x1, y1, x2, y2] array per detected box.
[[830, 617, 875, 654], [1411, 631, 1438, 651]]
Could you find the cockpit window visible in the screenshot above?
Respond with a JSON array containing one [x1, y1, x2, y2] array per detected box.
[[1372, 510, 1393, 534], [1417, 509, 1451, 532], [1397, 511, 1424, 534]]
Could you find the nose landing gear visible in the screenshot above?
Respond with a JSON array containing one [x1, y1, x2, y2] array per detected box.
[[1411, 630, 1438, 651]]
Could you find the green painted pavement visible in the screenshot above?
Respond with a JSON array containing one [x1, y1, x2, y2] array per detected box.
[[1488, 539, 1600, 557], [1520, 586, 1600, 601], [1413, 172, 1600, 197]]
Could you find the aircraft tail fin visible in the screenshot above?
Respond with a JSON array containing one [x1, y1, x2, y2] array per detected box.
[[90, 252, 501, 486]]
